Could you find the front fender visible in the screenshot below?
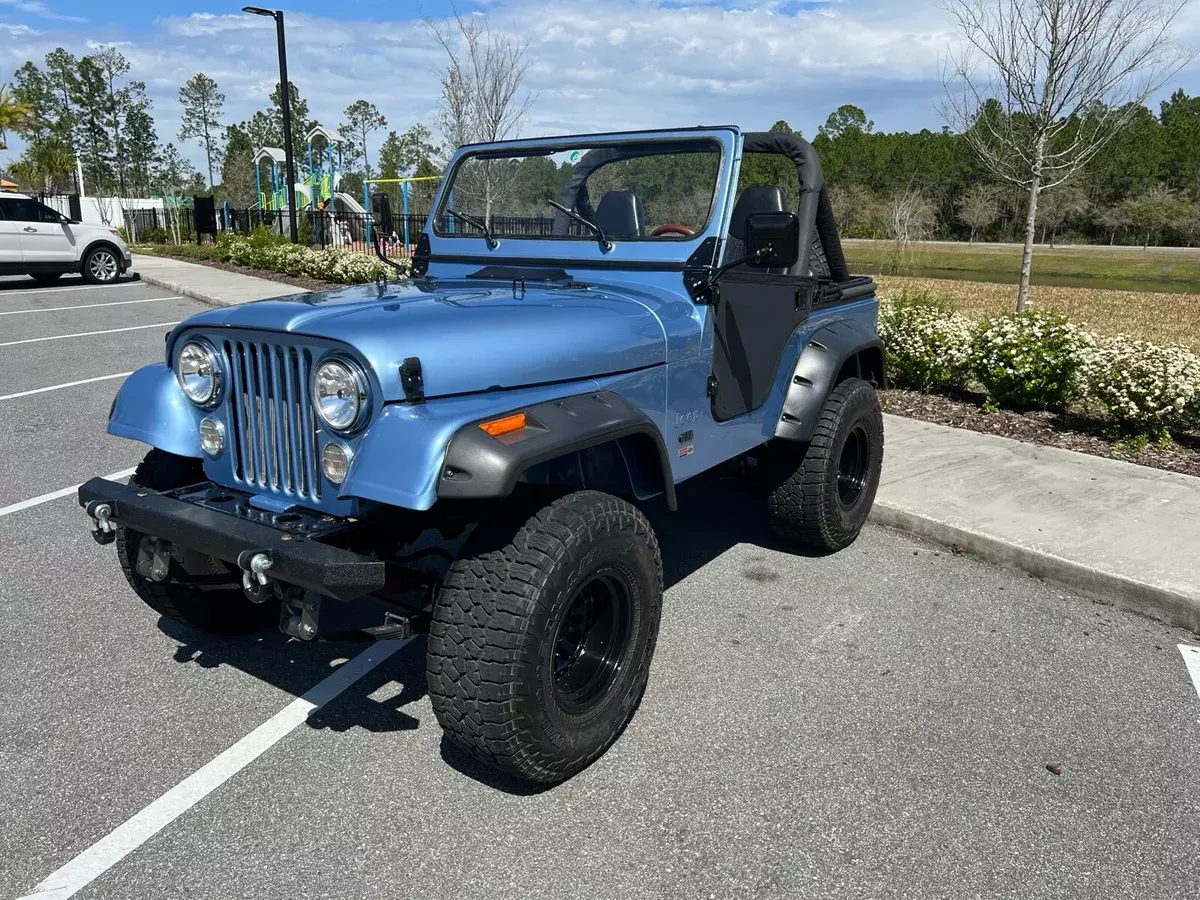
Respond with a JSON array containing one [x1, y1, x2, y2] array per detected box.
[[107, 364, 203, 458]]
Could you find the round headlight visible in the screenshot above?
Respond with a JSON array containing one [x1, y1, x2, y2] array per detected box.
[[312, 357, 368, 432], [199, 416, 225, 457], [177, 340, 222, 407], [321, 441, 352, 484]]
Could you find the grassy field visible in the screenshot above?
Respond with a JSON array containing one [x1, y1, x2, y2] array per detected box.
[[875, 275, 1200, 352], [846, 240, 1200, 286]]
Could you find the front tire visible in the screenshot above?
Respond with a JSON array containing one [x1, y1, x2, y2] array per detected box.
[[427, 490, 663, 785], [81, 245, 121, 284], [116, 450, 276, 634], [766, 377, 884, 552]]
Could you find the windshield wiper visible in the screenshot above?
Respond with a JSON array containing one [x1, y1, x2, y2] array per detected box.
[[547, 200, 613, 252], [446, 208, 498, 249]]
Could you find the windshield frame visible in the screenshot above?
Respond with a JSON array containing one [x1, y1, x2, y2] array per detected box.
[[423, 127, 740, 268]]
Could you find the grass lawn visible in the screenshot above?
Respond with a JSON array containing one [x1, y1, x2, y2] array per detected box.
[[846, 239, 1200, 286], [875, 275, 1200, 352]]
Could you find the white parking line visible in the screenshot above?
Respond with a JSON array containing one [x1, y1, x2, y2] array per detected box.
[[0, 322, 179, 347], [0, 282, 141, 297], [0, 467, 137, 519], [16, 638, 412, 900], [0, 373, 132, 402], [1180, 645, 1200, 701], [0, 297, 181, 317]]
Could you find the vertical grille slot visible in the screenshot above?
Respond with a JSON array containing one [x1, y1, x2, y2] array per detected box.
[[222, 338, 321, 502]]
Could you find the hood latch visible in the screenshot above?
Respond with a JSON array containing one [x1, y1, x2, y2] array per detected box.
[[401, 356, 425, 403]]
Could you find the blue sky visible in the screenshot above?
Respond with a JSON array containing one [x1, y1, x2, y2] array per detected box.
[[4, 0, 1200, 177]]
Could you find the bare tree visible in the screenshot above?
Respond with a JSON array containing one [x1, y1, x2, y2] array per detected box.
[[886, 185, 937, 273], [1036, 184, 1089, 246], [427, 2, 535, 225], [956, 182, 1002, 243], [942, 0, 1194, 309]]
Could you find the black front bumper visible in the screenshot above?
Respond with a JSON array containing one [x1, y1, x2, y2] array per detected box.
[[78, 478, 386, 601]]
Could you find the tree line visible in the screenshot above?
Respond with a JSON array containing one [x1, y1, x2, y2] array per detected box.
[[0, 46, 444, 212]]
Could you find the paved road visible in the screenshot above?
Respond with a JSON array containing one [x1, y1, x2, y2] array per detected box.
[[2, 272, 1199, 900]]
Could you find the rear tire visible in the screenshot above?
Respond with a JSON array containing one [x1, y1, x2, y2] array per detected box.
[[766, 377, 884, 552], [32, 273, 62, 285], [427, 490, 663, 784], [81, 245, 121, 284], [116, 449, 276, 634]]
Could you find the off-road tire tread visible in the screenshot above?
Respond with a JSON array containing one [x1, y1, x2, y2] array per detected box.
[[767, 378, 883, 551], [426, 490, 662, 784]]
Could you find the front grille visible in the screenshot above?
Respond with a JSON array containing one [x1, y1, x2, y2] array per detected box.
[[222, 339, 322, 502]]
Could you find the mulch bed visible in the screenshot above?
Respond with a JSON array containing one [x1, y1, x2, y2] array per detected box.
[[141, 250, 337, 293], [881, 387, 1200, 478]]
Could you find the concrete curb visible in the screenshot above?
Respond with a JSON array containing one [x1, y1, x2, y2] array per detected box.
[[869, 501, 1200, 634], [135, 271, 233, 308]]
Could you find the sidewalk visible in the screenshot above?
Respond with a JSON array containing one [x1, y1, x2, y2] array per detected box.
[[133, 253, 298, 306], [127, 254, 1200, 631], [874, 415, 1200, 632]]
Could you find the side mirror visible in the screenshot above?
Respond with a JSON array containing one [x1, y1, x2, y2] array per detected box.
[[745, 211, 800, 269], [371, 191, 395, 235]]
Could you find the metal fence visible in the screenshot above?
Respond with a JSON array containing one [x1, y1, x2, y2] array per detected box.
[[132, 206, 564, 259]]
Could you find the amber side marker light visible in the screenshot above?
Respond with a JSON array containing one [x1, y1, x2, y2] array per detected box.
[[479, 412, 527, 437]]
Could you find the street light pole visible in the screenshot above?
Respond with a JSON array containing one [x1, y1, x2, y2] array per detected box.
[[244, 6, 298, 243]]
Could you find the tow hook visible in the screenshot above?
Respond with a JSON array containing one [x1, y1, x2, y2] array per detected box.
[[85, 501, 116, 545], [239, 551, 274, 602]]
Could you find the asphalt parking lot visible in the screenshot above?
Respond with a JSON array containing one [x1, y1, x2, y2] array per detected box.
[[2, 271, 1199, 900]]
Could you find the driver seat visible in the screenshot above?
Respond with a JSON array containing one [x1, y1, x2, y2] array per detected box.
[[725, 185, 789, 274], [592, 190, 646, 239]]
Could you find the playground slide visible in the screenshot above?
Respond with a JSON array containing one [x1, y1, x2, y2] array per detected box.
[[333, 192, 367, 214]]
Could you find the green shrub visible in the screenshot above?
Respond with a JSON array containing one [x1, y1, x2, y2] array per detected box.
[[971, 308, 1090, 409], [134, 243, 220, 261], [877, 292, 974, 390], [1078, 335, 1200, 434], [214, 234, 405, 283]]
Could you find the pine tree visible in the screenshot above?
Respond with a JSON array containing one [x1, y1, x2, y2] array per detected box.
[[338, 100, 387, 179], [178, 73, 225, 191]]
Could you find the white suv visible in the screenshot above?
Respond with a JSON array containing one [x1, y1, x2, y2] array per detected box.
[[0, 193, 132, 285]]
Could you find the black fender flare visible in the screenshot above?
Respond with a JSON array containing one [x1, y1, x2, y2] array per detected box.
[[775, 318, 885, 442], [437, 390, 677, 510]]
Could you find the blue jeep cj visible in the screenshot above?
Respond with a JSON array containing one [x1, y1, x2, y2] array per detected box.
[[80, 128, 885, 784]]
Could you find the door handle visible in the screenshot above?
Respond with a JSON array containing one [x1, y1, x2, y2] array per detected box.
[[22, 226, 37, 233]]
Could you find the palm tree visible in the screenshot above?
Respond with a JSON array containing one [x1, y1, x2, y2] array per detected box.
[[0, 83, 33, 151]]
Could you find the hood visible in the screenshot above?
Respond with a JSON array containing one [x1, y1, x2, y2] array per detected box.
[[172, 278, 668, 401]]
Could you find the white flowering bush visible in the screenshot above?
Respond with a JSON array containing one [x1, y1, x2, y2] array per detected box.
[[1077, 336, 1200, 434], [877, 293, 975, 390], [971, 308, 1092, 409], [216, 230, 408, 283]]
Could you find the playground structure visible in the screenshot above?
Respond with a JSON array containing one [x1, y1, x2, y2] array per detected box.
[[250, 127, 370, 246]]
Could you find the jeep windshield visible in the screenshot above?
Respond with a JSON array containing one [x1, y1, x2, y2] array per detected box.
[[433, 138, 722, 243]]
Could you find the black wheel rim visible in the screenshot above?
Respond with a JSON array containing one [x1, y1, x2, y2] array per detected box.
[[837, 424, 870, 508], [552, 568, 634, 714]]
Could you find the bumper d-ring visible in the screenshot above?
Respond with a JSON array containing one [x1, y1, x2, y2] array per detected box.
[[238, 551, 275, 601]]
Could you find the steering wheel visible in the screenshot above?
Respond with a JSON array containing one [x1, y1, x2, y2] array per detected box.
[[650, 223, 695, 238]]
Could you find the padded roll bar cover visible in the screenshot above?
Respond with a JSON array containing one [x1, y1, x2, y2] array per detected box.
[[775, 317, 885, 442], [438, 390, 677, 509], [741, 131, 850, 282]]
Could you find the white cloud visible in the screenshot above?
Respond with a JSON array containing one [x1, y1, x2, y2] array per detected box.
[[0, 0, 83, 23], [3, 0, 1199, 176]]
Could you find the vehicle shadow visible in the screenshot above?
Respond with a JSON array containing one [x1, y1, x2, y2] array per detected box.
[[157, 468, 809, 787]]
